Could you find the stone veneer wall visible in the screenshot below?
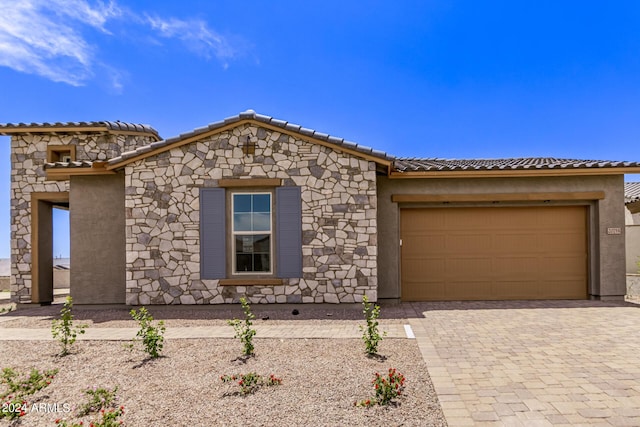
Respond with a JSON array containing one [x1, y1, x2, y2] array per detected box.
[[10, 133, 155, 302], [124, 124, 378, 304]]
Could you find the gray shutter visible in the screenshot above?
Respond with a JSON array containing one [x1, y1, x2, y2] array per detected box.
[[276, 186, 302, 278], [200, 188, 226, 279]]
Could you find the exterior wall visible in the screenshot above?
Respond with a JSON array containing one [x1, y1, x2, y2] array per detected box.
[[124, 124, 378, 305], [53, 269, 70, 288], [627, 205, 640, 274], [377, 174, 626, 299], [626, 225, 640, 274], [70, 174, 126, 304], [625, 205, 640, 225], [10, 133, 154, 303]]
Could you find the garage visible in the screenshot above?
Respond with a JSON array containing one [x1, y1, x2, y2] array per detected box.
[[400, 205, 588, 301]]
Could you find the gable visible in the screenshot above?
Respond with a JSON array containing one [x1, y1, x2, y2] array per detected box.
[[107, 110, 393, 171]]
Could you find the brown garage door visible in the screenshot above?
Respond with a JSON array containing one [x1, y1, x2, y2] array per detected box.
[[400, 206, 588, 301]]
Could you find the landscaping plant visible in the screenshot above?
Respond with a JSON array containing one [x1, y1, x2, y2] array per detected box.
[[129, 307, 165, 359], [52, 296, 87, 356], [0, 367, 57, 420], [78, 386, 118, 416], [359, 295, 386, 355], [355, 368, 406, 407], [220, 373, 282, 395], [227, 297, 257, 356], [56, 406, 125, 427]]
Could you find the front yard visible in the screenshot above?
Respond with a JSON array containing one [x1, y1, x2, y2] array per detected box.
[[0, 304, 447, 426]]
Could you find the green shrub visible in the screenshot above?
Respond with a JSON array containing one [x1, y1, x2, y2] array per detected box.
[[227, 297, 257, 356], [78, 386, 118, 415], [359, 295, 386, 355], [129, 307, 165, 359], [355, 368, 406, 407], [220, 373, 282, 395], [0, 367, 58, 420], [51, 296, 87, 356]]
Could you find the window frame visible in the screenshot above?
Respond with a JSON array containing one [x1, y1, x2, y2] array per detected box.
[[230, 190, 274, 276]]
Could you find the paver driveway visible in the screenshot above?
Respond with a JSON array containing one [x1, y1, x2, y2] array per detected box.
[[406, 300, 640, 426]]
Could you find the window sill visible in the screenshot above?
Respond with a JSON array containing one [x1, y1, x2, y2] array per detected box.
[[219, 278, 283, 286]]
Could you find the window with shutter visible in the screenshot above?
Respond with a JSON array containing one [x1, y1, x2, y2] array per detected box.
[[200, 186, 302, 280]]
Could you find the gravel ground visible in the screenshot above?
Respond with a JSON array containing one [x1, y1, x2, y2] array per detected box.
[[0, 304, 447, 426], [0, 302, 411, 328]]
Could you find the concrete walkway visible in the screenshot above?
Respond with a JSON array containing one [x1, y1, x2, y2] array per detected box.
[[3, 300, 640, 426]]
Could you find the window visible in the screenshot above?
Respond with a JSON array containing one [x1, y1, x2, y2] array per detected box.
[[200, 186, 302, 281], [232, 193, 272, 273], [47, 145, 76, 163]]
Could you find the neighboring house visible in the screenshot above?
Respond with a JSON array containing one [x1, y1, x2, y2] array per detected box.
[[0, 259, 9, 291], [2, 110, 639, 305], [625, 182, 640, 275]]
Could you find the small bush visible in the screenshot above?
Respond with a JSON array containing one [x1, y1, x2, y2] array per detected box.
[[56, 406, 125, 427], [78, 386, 118, 416], [0, 367, 58, 420], [129, 307, 165, 359], [220, 373, 282, 395], [1, 367, 58, 397], [51, 296, 87, 356], [356, 368, 406, 407], [359, 295, 386, 355], [227, 297, 257, 356]]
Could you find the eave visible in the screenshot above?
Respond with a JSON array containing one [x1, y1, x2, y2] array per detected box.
[[45, 162, 115, 181]]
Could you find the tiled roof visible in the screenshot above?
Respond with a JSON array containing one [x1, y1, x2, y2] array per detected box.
[[0, 121, 160, 138], [107, 110, 394, 166], [394, 157, 640, 172], [625, 182, 640, 204]]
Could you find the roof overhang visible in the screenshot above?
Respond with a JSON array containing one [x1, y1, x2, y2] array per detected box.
[[0, 123, 160, 141], [627, 200, 640, 214], [45, 162, 115, 181]]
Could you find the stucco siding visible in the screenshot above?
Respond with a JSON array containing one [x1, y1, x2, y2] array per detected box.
[[70, 174, 126, 304], [377, 174, 626, 299]]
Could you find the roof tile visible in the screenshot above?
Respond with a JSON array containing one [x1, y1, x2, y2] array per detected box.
[[625, 182, 640, 204], [393, 157, 640, 173], [0, 121, 159, 138]]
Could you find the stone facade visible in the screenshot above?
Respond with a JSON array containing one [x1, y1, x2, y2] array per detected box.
[[10, 133, 155, 303], [124, 124, 378, 305]]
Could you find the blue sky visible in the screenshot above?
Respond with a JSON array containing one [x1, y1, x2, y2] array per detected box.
[[1, 0, 640, 259]]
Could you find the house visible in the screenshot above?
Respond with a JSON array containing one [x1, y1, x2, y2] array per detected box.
[[2, 110, 639, 305]]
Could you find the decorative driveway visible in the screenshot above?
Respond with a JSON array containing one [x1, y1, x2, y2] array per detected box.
[[407, 300, 640, 426]]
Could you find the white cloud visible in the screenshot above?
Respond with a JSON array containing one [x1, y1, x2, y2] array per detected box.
[[146, 15, 236, 65], [0, 0, 99, 85], [0, 0, 239, 88]]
